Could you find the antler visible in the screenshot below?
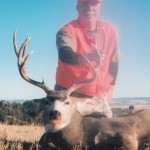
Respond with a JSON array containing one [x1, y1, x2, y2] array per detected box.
[[13, 31, 51, 94], [66, 51, 101, 96]]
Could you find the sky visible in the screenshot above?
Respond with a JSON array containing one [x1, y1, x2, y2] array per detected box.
[[0, 0, 150, 100]]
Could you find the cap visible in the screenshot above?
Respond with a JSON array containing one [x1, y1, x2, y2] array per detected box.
[[78, 0, 102, 3]]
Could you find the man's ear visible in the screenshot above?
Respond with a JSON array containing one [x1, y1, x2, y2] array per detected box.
[[76, 5, 79, 12]]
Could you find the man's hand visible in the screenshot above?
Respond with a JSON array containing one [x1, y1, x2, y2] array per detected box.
[[85, 50, 105, 67], [86, 50, 105, 61]]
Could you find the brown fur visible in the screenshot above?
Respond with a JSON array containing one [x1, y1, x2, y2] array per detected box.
[[38, 109, 150, 150], [95, 109, 150, 150]]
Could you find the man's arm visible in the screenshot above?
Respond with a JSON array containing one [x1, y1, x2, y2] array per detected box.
[[58, 46, 87, 64], [56, 30, 99, 65], [107, 61, 118, 102], [107, 41, 119, 101]]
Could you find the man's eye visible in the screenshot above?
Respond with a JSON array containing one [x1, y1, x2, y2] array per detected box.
[[79, 2, 88, 7]]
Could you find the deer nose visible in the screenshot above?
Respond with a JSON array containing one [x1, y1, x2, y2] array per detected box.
[[49, 110, 61, 120]]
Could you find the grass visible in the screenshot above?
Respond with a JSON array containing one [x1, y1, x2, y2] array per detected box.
[[0, 123, 44, 150], [0, 123, 44, 142]]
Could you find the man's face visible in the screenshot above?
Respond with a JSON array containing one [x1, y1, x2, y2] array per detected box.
[[77, 0, 101, 22]]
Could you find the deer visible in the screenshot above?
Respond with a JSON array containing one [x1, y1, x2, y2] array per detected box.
[[13, 32, 150, 150], [13, 31, 113, 149], [39, 108, 150, 150]]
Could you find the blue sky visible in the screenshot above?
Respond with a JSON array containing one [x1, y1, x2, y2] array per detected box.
[[0, 0, 150, 100]]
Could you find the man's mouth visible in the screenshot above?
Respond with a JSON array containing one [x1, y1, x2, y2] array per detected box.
[[85, 11, 95, 17]]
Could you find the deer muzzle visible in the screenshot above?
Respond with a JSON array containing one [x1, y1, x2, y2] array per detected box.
[[49, 110, 61, 120]]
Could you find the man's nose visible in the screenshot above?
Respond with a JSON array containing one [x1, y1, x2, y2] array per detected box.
[[86, 4, 94, 10]]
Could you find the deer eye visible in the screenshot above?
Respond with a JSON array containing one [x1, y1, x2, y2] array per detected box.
[[64, 101, 70, 105], [43, 100, 49, 105]]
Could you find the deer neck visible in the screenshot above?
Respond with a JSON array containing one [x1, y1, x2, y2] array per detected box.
[[62, 109, 83, 137]]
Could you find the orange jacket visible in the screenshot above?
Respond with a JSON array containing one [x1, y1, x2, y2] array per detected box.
[[55, 19, 119, 97]]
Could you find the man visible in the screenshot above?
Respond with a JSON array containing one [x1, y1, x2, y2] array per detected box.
[[55, 0, 119, 115]]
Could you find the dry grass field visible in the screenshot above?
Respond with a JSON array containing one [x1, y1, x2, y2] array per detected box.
[[0, 124, 44, 142], [0, 124, 44, 150]]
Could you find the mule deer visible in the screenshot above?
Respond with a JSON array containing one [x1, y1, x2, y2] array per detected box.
[[38, 107, 150, 150], [14, 31, 150, 150], [13, 31, 113, 149]]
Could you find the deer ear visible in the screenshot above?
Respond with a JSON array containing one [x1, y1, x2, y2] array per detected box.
[[22, 98, 46, 117]]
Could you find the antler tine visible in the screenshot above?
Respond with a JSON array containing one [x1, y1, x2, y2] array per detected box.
[[13, 31, 51, 94], [14, 30, 30, 59], [66, 54, 99, 96], [13, 30, 19, 57]]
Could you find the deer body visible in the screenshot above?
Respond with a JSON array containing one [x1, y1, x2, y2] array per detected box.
[[38, 108, 150, 150], [95, 109, 150, 150]]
